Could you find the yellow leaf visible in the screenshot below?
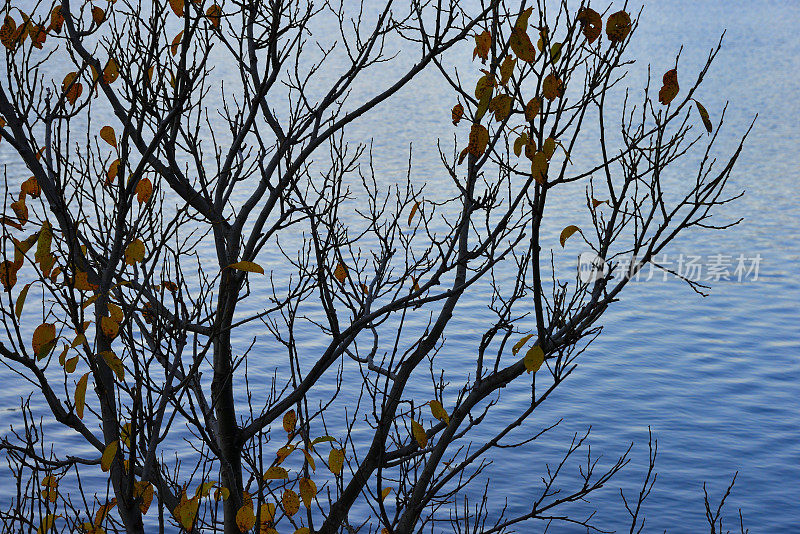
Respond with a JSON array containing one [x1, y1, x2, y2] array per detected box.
[[100, 350, 125, 380], [94, 499, 116, 526], [301, 448, 316, 471], [524, 345, 544, 373], [133, 481, 154, 514], [174, 496, 199, 531], [509, 26, 535, 63], [169, 0, 184, 17], [333, 261, 348, 283], [299, 477, 317, 508], [559, 225, 581, 247], [107, 302, 124, 324], [100, 126, 116, 148], [310, 435, 336, 447], [429, 400, 449, 424], [281, 489, 300, 517], [125, 238, 145, 265], [293, 529, 311, 534], [35, 221, 53, 263], [206, 4, 221, 28], [259, 502, 276, 524], [694, 100, 713, 133], [531, 151, 548, 184], [543, 137, 556, 160], [100, 440, 118, 472], [75, 373, 88, 419], [120, 422, 132, 447], [135, 177, 153, 204], [65, 355, 78, 373], [411, 420, 427, 448], [228, 261, 265, 274], [33, 323, 57, 360], [37, 513, 58, 534], [381, 487, 393, 501], [512, 333, 533, 355], [499, 55, 516, 86], [329, 448, 344, 475], [100, 316, 120, 340], [213, 486, 230, 501], [488, 94, 513, 122], [263, 466, 289, 480], [408, 200, 420, 225], [283, 409, 296, 433], [275, 444, 296, 464], [550, 42, 562, 64]]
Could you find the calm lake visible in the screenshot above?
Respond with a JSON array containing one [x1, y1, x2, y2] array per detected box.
[[1, 0, 799, 531]]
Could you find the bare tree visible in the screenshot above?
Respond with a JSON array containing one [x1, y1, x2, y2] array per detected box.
[[0, 0, 752, 532]]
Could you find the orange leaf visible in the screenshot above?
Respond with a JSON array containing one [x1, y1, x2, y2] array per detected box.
[[451, 103, 464, 125], [606, 11, 631, 43], [21, 176, 40, 198], [107, 159, 120, 184], [91, 6, 105, 25], [408, 200, 420, 225], [658, 69, 679, 105], [169, 0, 184, 17], [576, 8, 602, 43], [100, 126, 117, 148], [334, 261, 348, 283], [206, 4, 221, 28], [136, 178, 153, 204], [472, 30, 491, 63], [170, 30, 183, 57]]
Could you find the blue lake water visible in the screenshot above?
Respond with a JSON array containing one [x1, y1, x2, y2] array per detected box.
[[1, 1, 799, 532]]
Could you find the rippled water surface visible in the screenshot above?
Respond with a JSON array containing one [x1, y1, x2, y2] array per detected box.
[[1, 1, 799, 532]]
